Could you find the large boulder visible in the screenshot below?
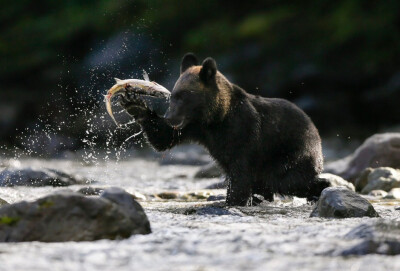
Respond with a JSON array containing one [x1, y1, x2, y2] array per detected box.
[[357, 167, 400, 194], [0, 167, 87, 187], [325, 133, 400, 181], [0, 187, 151, 242], [310, 187, 379, 218]]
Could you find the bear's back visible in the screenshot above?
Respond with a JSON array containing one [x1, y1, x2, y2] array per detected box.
[[249, 95, 323, 171]]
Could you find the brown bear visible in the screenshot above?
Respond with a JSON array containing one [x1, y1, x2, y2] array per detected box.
[[120, 53, 329, 206]]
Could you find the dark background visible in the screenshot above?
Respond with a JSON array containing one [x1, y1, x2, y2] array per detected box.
[[1, 0, 399, 156]]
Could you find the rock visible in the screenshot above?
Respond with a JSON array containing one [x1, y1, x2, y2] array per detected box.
[[368, 190, 388, 197], [194, 162, 223, 178], [317, 173, 355, 191], [0, 188, 150, 242], [156, 192, 179, 200], [131, 191, 147, 201], [0, 167, 87, 187], [310, 187, 379, 218], [325, 133, 400, 181], [156, 191, 213, 201], [383, 188, 400, 199], [77, 187, 104, 196], [340, 220, 400, 255], [341, 239, 400, 256], [187, 191, 211, 200], [360, 167, 400, 194], [354, 168, 374, 192]]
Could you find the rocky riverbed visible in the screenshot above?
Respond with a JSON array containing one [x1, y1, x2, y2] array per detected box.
[[0, 156, 399, 271]]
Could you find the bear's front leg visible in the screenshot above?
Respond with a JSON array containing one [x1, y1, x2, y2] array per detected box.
[[225, 176, 252, 206]]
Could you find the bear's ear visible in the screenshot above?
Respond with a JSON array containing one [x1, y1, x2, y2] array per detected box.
[[199, 57, 217, 84], [181, 53, 199, 74]]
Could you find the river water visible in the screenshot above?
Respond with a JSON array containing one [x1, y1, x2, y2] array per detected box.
[[0, 157, 399, 271]]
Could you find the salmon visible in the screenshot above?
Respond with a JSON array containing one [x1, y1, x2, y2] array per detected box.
[[104, 71, 170, 126]]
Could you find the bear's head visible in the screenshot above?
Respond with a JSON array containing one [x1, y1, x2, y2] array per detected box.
[[164, 53, 232, 129]]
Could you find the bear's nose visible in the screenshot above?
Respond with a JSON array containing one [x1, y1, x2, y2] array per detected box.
[[164, 110, 184, 128]]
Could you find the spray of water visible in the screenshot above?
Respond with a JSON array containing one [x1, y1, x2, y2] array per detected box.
[[0, 29, 170, 184]]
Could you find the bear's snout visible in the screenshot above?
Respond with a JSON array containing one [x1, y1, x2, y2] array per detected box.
[[164, 109, 186, 129]]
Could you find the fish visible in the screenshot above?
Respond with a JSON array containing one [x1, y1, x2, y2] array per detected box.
[[104, 71, 171, 126]]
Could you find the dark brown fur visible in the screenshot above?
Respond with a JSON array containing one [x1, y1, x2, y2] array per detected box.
[[122, 53, 329, 206]]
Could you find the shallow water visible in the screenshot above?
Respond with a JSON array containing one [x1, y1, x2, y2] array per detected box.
[[0, 158, 400, 271]]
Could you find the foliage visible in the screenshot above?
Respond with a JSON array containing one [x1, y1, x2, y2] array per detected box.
[[1, 0, 400, 141]]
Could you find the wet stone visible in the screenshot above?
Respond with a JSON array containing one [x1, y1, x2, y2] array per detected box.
[[310, 187, 380, 218], [156, 192, 179, 200], [325, 133, 400, 181], [155, 191, 213, 201], [131, 191, 147, 201], [0, 188, 151, 242], [0, 167, 87, 187], [187, 191, 212, 200], [383, 188, 400, 199], [318, 173, 355, 191], [355, 168, 374, 192], [368, 190, 388, 198], [340, 220, 400, 256], [340, 239, 400, 256], [360, 167, 400, 194]]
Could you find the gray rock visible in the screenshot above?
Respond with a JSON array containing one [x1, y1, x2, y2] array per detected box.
[[360, 167, 400, 194], [310, 187, 379, 218], [354, 168, 374, 192], [340, 220, 400, 255], [368, 190, 388, 197], [325, 133, 400, 181], [0, 167, 88, 187], [383, 188, 400, 199], [194, 162, 223, 178], [345, 220, 400, 240], [0, 188, 150, 242], [341, 239, 400, 256], [317, 173, 355, 191]]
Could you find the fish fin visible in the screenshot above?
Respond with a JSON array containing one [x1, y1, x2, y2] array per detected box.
[[143, 70, 150, 81], [114, 78, 123, 83]]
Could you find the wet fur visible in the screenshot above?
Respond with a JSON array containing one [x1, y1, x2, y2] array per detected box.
[[130, 54, 329, 206]]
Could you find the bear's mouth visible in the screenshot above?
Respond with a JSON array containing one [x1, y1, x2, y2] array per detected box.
[[172, 118, 187, 130]]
